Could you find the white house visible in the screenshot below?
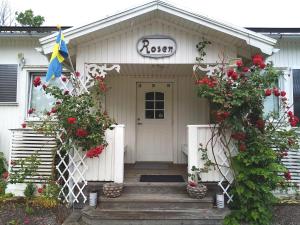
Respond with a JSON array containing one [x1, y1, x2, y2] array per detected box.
[[0, 1, 299, 198]]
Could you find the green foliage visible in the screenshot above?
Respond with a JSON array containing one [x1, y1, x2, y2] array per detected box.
[[42, 181, 60, 199], [194, 43, 299, 225], [0, 178, 7, 195], [24, 182, 36, 199], [9, 154, 40, 184], [0, 152, 7, 176], [15, 9, 44, 26]]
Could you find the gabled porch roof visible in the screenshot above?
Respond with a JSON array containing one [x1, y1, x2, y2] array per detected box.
[[39, 0, 277, 56]]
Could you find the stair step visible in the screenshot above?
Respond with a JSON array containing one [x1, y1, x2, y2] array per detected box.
[[80, 206, 229, 225], [99, 193, 213, 210], [123, 182, 187, 194]]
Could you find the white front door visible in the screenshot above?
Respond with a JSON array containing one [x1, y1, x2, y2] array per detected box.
[[136, 82, 173, 162]]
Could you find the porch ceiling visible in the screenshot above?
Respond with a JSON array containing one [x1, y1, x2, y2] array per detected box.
[[105, 64, 194, 77]]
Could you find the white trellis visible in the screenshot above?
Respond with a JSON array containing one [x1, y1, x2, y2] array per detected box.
[[54, 64, 120, 204]]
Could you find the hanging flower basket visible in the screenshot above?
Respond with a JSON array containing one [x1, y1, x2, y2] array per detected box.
[[187, 183, 207, 199], [103, 183, 123, 198]]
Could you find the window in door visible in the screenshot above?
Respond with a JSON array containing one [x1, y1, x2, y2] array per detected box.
[[145, 91, 164, 119]]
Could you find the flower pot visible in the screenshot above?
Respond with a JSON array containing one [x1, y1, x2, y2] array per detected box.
[[103, 183, 123, 198], [89, 192, 98, 207], [216, 193, 224, 208], [6, 183, 27, 197], [187, 183, 207, 199]]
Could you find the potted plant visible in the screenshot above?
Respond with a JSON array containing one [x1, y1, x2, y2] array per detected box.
[[187, 166, 207, 199], [103, 182, 123, 198]]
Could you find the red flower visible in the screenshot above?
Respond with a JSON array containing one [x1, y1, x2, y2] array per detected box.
[[231, 132, 246, 141], [2, 171, 8, 180], [227, 69, 234, 77], [231, 72, 238, 81], [61, 76, 67, 82], [56, 101, 61, 105], [33, 76, 42, 87], [264, 89, 272, 96], [289, 115, 299, 127], [86, 145, 105, 158], [42, 84, 47, 90], [239, 143, 246, 152], [236, 60, 243, 67], [273, 88, 280, 97], [288, 111, 293, 116], [284, 171, 292, 180], [76, 128, 88, 137], [215, 111, 230, 123], [242, 67, 249, 73], [51, 107, 57, 113], [67, 117, 76, 124], [75, 71, 80, 77], [64, 90, 69, 95], [28, 108, 34, 115], [259, 63, 266, 69], [252, 54, 264, 66], [188, 181, 197, 187], [280, 91, 286, 97], [196, 76, 217, 88], [37, 187, 43, 194], [21, 123, 26, 128], [46, 112, 51, 116]]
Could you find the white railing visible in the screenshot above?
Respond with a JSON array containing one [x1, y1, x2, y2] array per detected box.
[[83, 124, 125, 183], [187, 125, 234, 202]]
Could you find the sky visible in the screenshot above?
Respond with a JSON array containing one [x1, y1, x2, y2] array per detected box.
[[6, 0, 300, 28]]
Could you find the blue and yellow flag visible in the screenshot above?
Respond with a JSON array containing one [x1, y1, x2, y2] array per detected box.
[[45, 29, 69, 81]]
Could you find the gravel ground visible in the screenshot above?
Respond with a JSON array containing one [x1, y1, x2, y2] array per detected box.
[[273, 204, 300, 225], [0, 198, 70, 225]]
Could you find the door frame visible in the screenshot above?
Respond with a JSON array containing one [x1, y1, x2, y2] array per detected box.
[[134, 78, 178, 163]]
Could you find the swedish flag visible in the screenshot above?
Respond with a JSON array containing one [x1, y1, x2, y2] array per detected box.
[[45, 29, 69, 81]]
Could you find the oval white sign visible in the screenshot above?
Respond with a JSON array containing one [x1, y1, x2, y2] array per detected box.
[[137, 35, 176, 58]]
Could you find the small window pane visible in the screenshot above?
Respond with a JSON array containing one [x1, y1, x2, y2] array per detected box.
[[293, 69, 300, 119], [155, 110, 164, 119], [145, 101, 154, 109], [156, 92, 164, 100], [145, 110, 154, 119], [145, 92, 154, 100], [155, 101, 164, 109]]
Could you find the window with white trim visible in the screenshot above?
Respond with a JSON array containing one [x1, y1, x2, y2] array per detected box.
[[0, 64, 18, 103]]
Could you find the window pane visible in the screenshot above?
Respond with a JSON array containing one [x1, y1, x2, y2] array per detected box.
[[264, 95, 279, 117], [145, 110, 154, 119], [293, 69, 300, 119], [155, 110, 164, 119], [145, 92, 154, 100], [155, 92, 164, 100], [145, 101, 154, 109], [155, 101, 164, 109]]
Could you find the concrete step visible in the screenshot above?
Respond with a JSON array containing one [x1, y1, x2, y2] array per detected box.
[[80, 206, 230, 225], [123, 182, 187, 194], [99, 193, 213, 210]]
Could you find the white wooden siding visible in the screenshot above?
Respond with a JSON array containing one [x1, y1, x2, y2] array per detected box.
[[75, 18, 237, 70], [105, 74, 209, 164]]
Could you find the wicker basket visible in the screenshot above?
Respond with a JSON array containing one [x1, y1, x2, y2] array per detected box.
[[103, 183, 123, 198], [187, 184, 207, 199]]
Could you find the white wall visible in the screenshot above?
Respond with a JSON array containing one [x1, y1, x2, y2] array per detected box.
[[0, 37, 49, 160]]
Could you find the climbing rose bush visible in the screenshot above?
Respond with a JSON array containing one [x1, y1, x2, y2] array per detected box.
[[194, 44, 299, 225], [29, 74, 115, 158]]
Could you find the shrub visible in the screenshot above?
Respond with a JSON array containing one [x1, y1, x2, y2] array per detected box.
[[24, 183, 36, 199]]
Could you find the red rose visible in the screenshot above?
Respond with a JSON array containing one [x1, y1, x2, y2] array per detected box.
[[61, 76, 67, 82], [76, 128, 88, 137], [67, 117, 76, 124], [2, 171, 8, 179], [256, 119, 265, 130], [259, 63, 266, 69], [231, 132, 246, 141], [284, 171, 292, 180], [242, 67, 249, 73], [46, 112, 51, 116], [42, 84, 47, 90], [33, 76, 41, 87], [288, 111, 293, 116], [227, 69, 234, 77], [86, 145, 105, 158], [252, 54, 264, 66], [64, 90, 69, 95], [280, 91, 286, 97], [265, 89, 272, 96], [28, 108, 34, 115], [75, 71, 80, 77], [51, 107, 57, 113], [273, 88, 280, 97], [56, 101, 61, 105], [231, 72, 238, 81], [239, 143, 246, 152], [37, 187, 43, 194], [236, 60, 243, 67], [21, 123, 26, 128]]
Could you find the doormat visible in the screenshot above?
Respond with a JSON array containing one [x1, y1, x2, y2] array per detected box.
[[140, 175, 185, 182]]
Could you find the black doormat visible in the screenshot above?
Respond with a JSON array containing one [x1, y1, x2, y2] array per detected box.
[[140, 175, 185, 182]]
